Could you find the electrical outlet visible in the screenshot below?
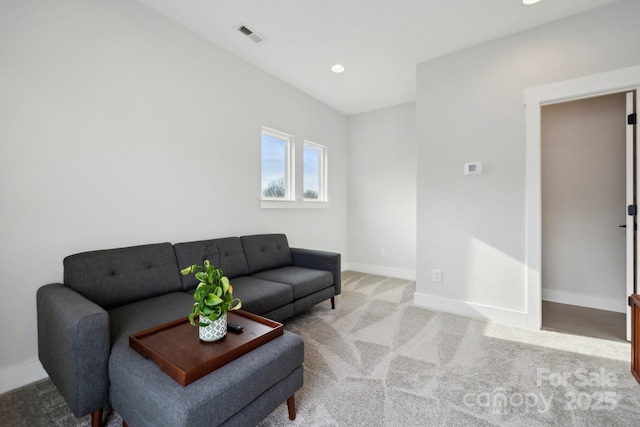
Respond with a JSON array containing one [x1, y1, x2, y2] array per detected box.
[[432, 269, 443, 283], [378, 248, 385, 258]]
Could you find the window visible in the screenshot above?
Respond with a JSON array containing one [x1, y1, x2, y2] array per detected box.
[[260, 127, 329, 208], [261, 127, 294, 200], [303, 141, 327, 201]]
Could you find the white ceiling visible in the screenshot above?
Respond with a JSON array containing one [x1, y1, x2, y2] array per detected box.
[[135, 0, 623, 115]]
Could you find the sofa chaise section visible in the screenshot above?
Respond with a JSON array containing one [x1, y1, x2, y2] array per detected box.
[[37, 242, 183, 420], [107, 290, 304, 427]]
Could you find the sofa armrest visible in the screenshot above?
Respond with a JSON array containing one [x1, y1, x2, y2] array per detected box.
[[37, 284, 110, 417], [290, 248, 341, 295]]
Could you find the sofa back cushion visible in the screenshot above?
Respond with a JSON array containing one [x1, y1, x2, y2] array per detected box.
[[240, 234, 293, 274], [63, 243, 182, 310], [174, 237, 250, 290]]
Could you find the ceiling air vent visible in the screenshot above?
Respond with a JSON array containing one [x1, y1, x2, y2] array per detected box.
[[235, 23, 266, 44]]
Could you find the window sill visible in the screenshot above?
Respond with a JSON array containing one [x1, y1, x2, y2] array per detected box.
[[260, 200, 330, 209]]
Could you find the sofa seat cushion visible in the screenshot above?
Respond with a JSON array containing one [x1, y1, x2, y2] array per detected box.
[[109, 330, 304, 427], [226, 276, 293, 316], [108, 292, 195, 347], [252, 266, 334, 299]]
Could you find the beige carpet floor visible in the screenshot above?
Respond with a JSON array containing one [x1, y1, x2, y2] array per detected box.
[[2, 271, 640, 426]]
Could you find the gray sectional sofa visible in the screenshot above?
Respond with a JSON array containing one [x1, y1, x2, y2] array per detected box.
[[36, 234, 341, 427]]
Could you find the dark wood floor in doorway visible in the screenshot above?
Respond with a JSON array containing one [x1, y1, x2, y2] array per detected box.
[[542, 301, 626, 343]]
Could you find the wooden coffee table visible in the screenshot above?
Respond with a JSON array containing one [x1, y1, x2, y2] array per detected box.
[[129, 310, 284, 386]]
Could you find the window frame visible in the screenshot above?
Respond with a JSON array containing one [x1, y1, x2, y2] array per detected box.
[[303, 140, 328, 202], [260, 126, 295, 202]]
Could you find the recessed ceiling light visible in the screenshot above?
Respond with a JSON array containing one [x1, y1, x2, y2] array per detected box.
[[522, 0, 541, 5], [331, 64, 346, 73]]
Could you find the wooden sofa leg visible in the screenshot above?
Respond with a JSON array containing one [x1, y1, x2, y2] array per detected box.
[[91, 408, 102, 427], [123, 422, 129, 427], [331, 296, 335, 309], [287, 395, 296, 420]]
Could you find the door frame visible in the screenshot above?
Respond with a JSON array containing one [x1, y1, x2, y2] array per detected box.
[[627, 91, 637, 341], [524, 65, 640, 330]]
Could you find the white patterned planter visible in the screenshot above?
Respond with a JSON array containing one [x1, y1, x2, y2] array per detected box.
[[199, 313, 227, 342]]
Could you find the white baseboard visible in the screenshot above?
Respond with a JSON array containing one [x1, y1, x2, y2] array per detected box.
[[0, 358, 48, 394], [413, 292, 529, 329], [542, 288, 626, 313], [346, 262, 416, 281]]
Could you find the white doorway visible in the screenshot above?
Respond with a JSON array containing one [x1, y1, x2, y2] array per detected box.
[[524, 65, 640, 333], [540, 93, 628, 341]]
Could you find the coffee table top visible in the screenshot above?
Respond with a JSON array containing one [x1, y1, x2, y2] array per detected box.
[[129, 310, 284, 386]]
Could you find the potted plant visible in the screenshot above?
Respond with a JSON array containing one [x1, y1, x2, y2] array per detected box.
[[180, 260, 242, 342]]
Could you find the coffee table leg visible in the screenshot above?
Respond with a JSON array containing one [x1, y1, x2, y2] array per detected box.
[[91, 408, 102, 427], [287, 395, 296, 420]]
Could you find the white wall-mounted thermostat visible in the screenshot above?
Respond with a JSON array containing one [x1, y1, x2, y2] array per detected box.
[[464, 162, 482, 175]]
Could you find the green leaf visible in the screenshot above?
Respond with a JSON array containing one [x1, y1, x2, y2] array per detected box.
[[188, 307, 198, 326], [205, 293, 223, 306], [230, 298, 242, 311], [221, 276, 229, 294]]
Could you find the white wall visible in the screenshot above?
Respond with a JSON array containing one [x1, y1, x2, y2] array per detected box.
[[0, 0, 347, 393], [542, 94, 627, 313], [415, 0, 640, 326], [347, 102, 416, 279]]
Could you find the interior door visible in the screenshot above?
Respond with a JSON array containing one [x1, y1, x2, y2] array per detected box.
[[628, 90, 638, 342], [631, 295, 640, 383]]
